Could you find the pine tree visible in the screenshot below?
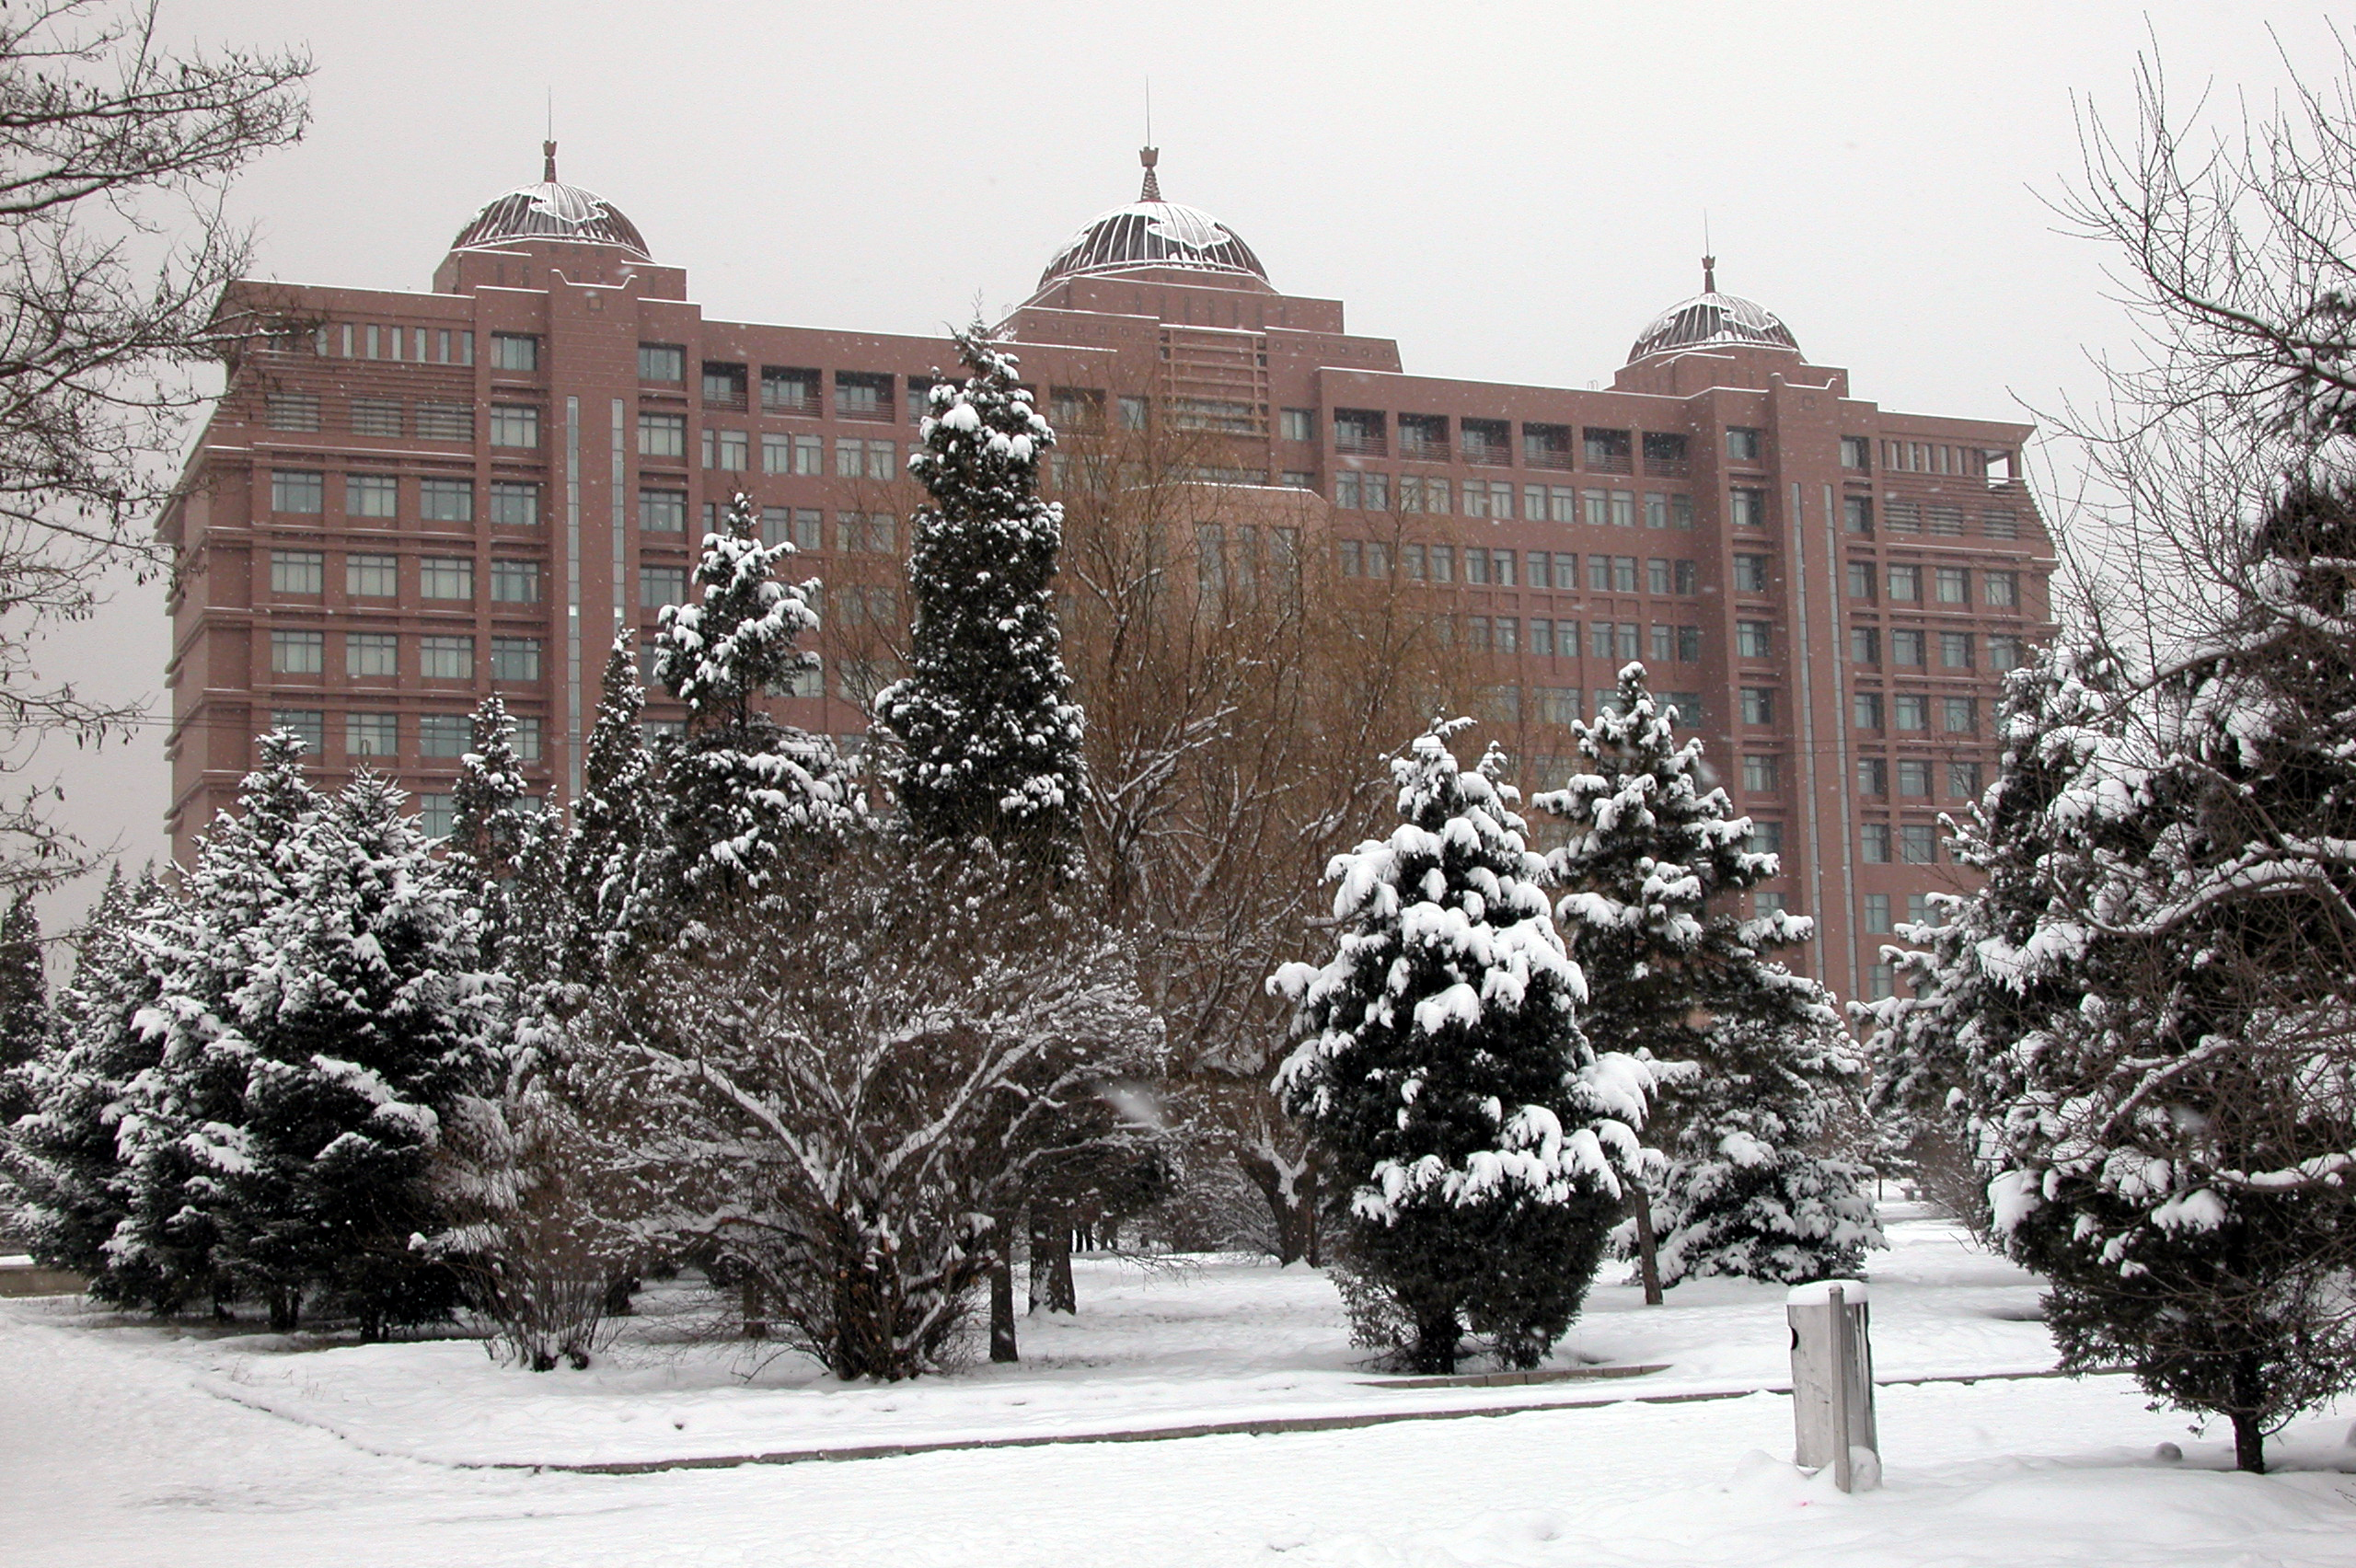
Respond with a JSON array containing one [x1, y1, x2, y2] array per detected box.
[[650, 492, 849, 901], [446, 696, 532, 959], [556, 634, 661, 986], [874, 326, 1087, 862], [0, 894, 47, 1093], [1273, 718, 1660, 1373], [1534, 663, 1878, 1289]]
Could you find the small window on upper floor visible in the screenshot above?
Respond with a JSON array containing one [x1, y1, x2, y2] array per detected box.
[[1461, 418, 1510, 467], [1051, 387, 1105, 431], [1397, 414, 1449, 460], [491, 333, 539, 374], [762, 365, 821, 415], [1733, 553, 1769, 593], [1333, 409, 1386, 455], [1279, 408, 1316, 443], [1583, 427, 1632, 474], [1523, 422, 1572, 470], [1119, 395, 1148, 431], [639, 342, 685, 382], [1642, 432, 1689, 477], [702, 362, 747, 408], [1727, 427, 1763, 463], [835, 371, 895, 422], [265, 393, 319, 432]]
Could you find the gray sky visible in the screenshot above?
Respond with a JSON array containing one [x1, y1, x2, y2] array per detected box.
[[29, 0, 2339, 928]]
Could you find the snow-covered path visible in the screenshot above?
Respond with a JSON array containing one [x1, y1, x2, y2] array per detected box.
[[6, 1295, 2355, 1567]]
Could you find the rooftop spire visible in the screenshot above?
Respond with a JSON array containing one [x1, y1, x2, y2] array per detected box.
[[542, 138, 558, 183], [1139, 144, 1161, 202], [1703, 252, 1717, 294]]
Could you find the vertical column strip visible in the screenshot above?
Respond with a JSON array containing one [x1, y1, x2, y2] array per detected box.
[[610, 398, 628, 643], [566, 395, 583, 801], [1785, 478, 1831, 984], [1824, 481, 1861, 1002]]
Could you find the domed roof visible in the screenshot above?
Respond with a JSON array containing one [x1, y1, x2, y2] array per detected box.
[[449, 142, 650, 259], [1036, 148, 1267, 293], [1628, 258, 1798, 363]]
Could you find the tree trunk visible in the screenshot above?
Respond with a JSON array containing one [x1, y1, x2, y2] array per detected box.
[[267, 1288, 300, 1332], [989, 1212, 1019, 1362], [1045, 1205, 1076, 1313], [1628, 1179, 1665, 1306], [1411, 1309, 1459, 1375], [1238, 1147, 1320, 1266], [2230, 1352, 2268, 1472], [741, 1277, 768, 1341]]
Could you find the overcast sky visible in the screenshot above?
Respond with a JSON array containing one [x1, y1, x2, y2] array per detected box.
[[29, 0, 2341, 927]]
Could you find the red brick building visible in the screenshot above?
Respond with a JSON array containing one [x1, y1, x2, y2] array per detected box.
[[162, 144, 2050, 998]]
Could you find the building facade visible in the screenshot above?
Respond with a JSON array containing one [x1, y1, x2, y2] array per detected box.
[[162, 144, 2051, 998]]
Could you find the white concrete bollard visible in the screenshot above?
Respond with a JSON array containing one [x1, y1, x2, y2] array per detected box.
[[1787, 1278, 1878, 1492]]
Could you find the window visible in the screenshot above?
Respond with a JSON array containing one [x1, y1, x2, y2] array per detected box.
[[1934, 567, 1969, 605], [1891, 628, 1925, 666], [640, 565, 687, 608], [1900, 824, 1937, 864], [1985, 570, 2020, 608], [1674, 559, 1698, 595], [1118, 395, 1148, 431], [1648, 558, 1672, 594], [1530, 618, 1553, 656], [489, 405, 540, 448], [270, 628, 323, 674], [1428, 546, 1454, 582], [1737, 620, 1773, 658], [1521, 550, 1550, 590], [1611, 490, 1635, 528], [1894, 694, 1929, 731], [1616, 622, 1639, 661], [1844, 496, 1873, 535], [1884, 501, 1920, 534], [271, 470, 323, 513], [835, 371, 895, 421], [1899, 759, 1933, 797], [1853, 691, 1884, 730], [791, 508, 823, 550], [1523, 421, 1572, 468], [1857, 757, 1888, 796], [1846, 561, 1875, 600], [514, 716, 543, 762], [835, 436, 897, 481], [421, 635, 473, 679], [491, 332, 538, 373], [1650, 624, 1674, 663], [270, 549, 323, 594], [762, 366, 821, 414], [639, 411, 686, 459], [1981, 507, 2021, 539], [1398, 413, 1449, 459], [1949, 761, 1983, 799], [1840, 435, 1871, 470], [1729, 488, 1766, 529], [1861, 822, 1891, 863], [351, 398, 401, 438], [270, 709, 324, 755], [704, 427, 748, 470], [491, 637, 542, 683], [420, 557, 473, 600], [1613, 556, 1638, 592], [1989, 634, 2026, 672], [347, 631, 397, 677], [414, 402, 473, 441], [1588, 621, 1613, 659], [421, 478, 473, 524], [1496, 617, 1519, 654], [1672, 494, 1694, 530], [1847, 626, 1879, 665], [1754, 890, 1789, 920], [760, 433, 794, 475], [1678, 625, 1702, 662], [1909, 893, 1934, 926], [639, 343, 685, 382], [1943, 697, 1979, 734], [346, 711, 398, 758], [701, 362, 747, 407], [1888, 564, 1921, 602], [265, 393, 319, 432], [1742, 755, 1779, 792], [420, 713, 468, 758], [1583, 427, 1632, 473], [1929, 505, 1966, 537], [1868, 962, 1896, 1001], [640, 489, 686, 533], [1643, 431, 1689, 476], [1726, 427, 1762, 462], [1733, 553, 1769, 592], [1462, 418, 1510, 466], [491, 559, 540, 604], [1740, 687, 1774, 725], [1864, 893, 1892, 933], [1464, 548, 1489, 586], [1940, 631, 1974, 669], [346, 553, 397, 598], [1748, 821, 1784, 856], [491, 481, 540, 528]]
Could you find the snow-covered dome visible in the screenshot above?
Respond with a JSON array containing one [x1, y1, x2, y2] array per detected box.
[[449, 142, 651, 260], [1627, 259, 1798, 363], [1036, 148, 1268, 292]]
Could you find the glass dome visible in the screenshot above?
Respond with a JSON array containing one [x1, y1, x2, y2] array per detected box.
[[449, 142, 650, 260], [1036, 149, 1267, 292], [1628, 259, 1798, 362]]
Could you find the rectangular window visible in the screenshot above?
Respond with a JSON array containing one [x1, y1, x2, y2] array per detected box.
[[491, 481, 540, 528], [1899, 759, 1934, 797], [1464, 548, 1489, 586], [490, 559, 540, 604], [1885, 501, 1921, 534], [265, 393, 319, 432], [1491, 549, 1515, 587], [1754, 890, 1789, 919], [1616, 622, 1640, 661], [1729, 487, 1766, 529], [1857, 757, 1888, 796], [1643, 431, 1690, 476], [346, 553, 397, 598], [1868, 962, 1896, 1001], [1522, 550, 1549, 590], [1582, 427, 1632, 473], [1523, 422, 1572, 468], [416, 793, 454, 839], [1589, 621, 1615, 659], [1742, 754, 1779, 793], [1986, 570, 2020, 608], [1864, 893, 1892, 933], [1647, 558, 1671, 594], [640, 490, 686, 532], [1670, 494, 1694, 530], [347, 631, 397, 677], [1854, 691, 1884, 730], [1461, 418, 1510, 466], [270, 628, 323, 674], [1540, 551, 1568, 591], [639, 343, 685, 382], [1586, 554, 1610, 593], [420, 713, 468, 758], [346, 711, 398, 758], [1941, 631, 1974, 669], [1737, 620, 1772, 658], [1467, 616, 1491, 652], [271, 469, 324, 513], [1607, 490, 1634, 528], [1851, 626, 1880, 664], [1530, 619, 1554, 657], [491, 637, 542, 683], [1651, 624, 1675, 663], [1496, 617, 1519, 654], [1949, 761, 1983, 799], [1748, 821, 1784, 856], [1934, 567, 1969, 605], [1892, 628, 1926, 666], [1846, 561, 1875, 601], [1844, 495, 1873, 535], [489, 405, 540, 448], [1361, 472, 1390, 512], [705, 427, 748, 470], [513, 715, 543, 762], [270, 549, 324, 594], [639, 411, 686, 459], [270, 709, 324, 755], [640, 565, 687, 608], [414, 402, 473, 442], [420, 478, 473, 524], [761, 433, 793, 474], [1397, 412, 1449, 459], [1981, 507, 2021, 540], [1334, 471, 1361, 511], [491, 332, 538, 373], [1612, 556, 1638, 593], [1894, 694, 1929, 731], [762, 365, 821, 414], [1733, 553, 1768, 592], [1862, 822, 1891, 863], [1645, 493, 1668, 530], [1678, 625, 1702, 662], [1740, 686, 1774, 725], [1276, 407, 1315, 443], [1726, 427, 1762, 462], [421, 635, 473, 680], [1840, 435, 1872, 470], [1888, 564, 1921, 602], [1118, 395, 1148, 431], [420, 557, 473, 600], [1428, 545, 1454, 582], [1989, 634, 2026, 672], [351, 398, 401, 438], [1901, 824, 1937, 864], [1943, 697, 1979, 734], [701, 362, 747, 407], [835, 371, 895, 421]]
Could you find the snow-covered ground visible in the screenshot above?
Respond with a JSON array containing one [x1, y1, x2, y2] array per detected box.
[[4, 1210, 2352, 1566]]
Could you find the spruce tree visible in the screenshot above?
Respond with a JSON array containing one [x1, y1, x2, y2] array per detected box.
[[874, 326, 1087, 861], [0, 894, 47, 1097], [650, 492, 849, 901], [446, 696, 532, 959], [1535, 663, 1878, 1289], [1274, 718, 1659, 1373], [558, 634, 661, 985]]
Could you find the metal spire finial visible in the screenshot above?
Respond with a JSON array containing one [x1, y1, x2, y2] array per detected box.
[[543, 138, 558, 183], [1139, 144, 1161, 202], [1703, 253, 1716, 294]]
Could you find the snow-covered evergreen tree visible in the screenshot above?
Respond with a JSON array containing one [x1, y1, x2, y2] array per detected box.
[[0, 894, 47, 1094], [445, 696, 532, 959], [651, 493, 849, 901], [556, 634, 662, 983], [1535, 663, 1879, 1287], [1273, 718, 1659, 1373], [874, 327, 1087, 862]]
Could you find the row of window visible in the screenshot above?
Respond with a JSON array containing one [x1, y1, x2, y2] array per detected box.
[[1333, 474, 1702, 532], [1850, 692, 1980, 734], [1861, 820, 1946, 865], [1844, 496, 2026, 539], [270, 708, 544, 762], [1324, 413, 1700, 477], [269, 629, 542, 682], [269, 470, 539, 527], [1850, 627, 2027, 672], [264, 394, 486, 443], [1846, 560, 2021, 608], [643, 353, 910, 423], [298, 323, 476, 365], [1341, 541, 1703, 594], [1856, 757, 1984, 799], [268, 549, 542, 604], [1488, 621, 1707, 663]]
